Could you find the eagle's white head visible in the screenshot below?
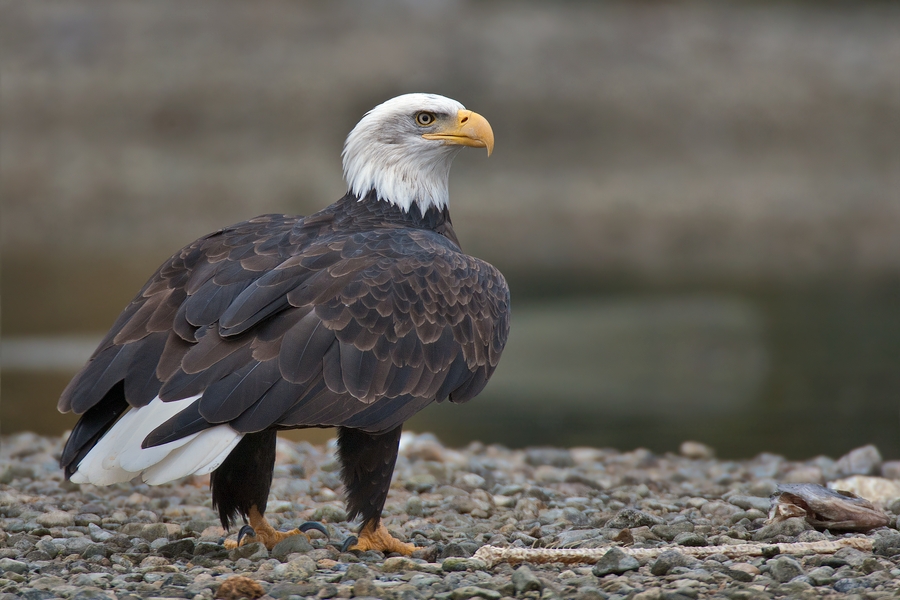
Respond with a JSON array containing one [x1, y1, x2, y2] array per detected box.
[[342, 93, 494, 213]]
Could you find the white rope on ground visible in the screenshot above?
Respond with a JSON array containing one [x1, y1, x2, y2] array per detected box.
[[472, 537, 874, 567]]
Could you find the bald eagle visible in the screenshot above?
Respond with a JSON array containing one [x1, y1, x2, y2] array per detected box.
[[58, 93, 509, 555]]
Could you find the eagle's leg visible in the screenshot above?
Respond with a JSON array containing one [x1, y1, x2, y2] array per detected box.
[[337, 425, 415, 556], [213, 430, 327, 550]]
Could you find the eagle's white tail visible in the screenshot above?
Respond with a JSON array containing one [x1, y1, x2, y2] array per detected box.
[[70, 395, 243, 486]]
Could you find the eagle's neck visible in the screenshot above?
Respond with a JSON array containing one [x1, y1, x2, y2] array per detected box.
[[332, 192, 460, 247]]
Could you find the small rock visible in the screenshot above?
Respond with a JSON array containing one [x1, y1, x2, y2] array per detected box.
[[768, 555, 804, 582], [726, 563, 759, 582], [672, 532, 707, 546], [449, 586, 501, 600], [81, 543, 108, 559], [228, 542, 268, 561], [880, 460, 900, 480], [352, 579, 379, 597], [158, 538, 195, 558], [0, 558, 27, 574], [836, 445, 882, 477], [832, 578, 867, 593], [650, 550, 697, 576], [36, 539, 59, 559], [680, 441, 715, 459], [441, 557, 487, 572], [277, 555, 317, 579], [606, 508, 663, 529], [752, 517, 812, 541], [140, 523, 169, 542], [874, 531, 900, 556], [341, 563, 371, 581], [525, 448, 574, 468], [727, 495, 772, 512], [650, 522, 694, 541], [592, 547, 640, 576], [271, 534, 313, 561], [64, 537, 93, 555], [512, 565, 543, 594], [382, 556, 418, 573], [806, 565, 835, 585], [310, 505, 347, 523], [36, 511, 74, 528], [268, 582, 317, 598]]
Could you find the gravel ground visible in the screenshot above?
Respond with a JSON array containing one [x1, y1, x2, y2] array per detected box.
[[2, 432, 900, 600]]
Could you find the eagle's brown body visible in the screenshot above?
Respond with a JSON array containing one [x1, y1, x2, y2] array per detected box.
[[59, 191, 509, 538]]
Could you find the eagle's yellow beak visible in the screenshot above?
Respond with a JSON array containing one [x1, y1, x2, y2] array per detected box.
[[422, 110, 494, 156]]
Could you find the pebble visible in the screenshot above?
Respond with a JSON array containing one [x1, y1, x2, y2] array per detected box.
[[592, 547, 641, 576], [2, 432, 900, 599], [836, 444, 883, 477]]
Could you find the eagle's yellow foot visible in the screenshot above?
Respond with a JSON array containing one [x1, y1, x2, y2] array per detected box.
[[342, 520, 415, 556], [223, 506, 328, 550]]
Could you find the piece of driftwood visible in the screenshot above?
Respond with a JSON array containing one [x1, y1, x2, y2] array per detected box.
[[771, 483, 891, 532], [472, 537, 874, 567]]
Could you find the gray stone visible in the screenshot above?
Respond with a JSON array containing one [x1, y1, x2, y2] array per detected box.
[[36, 511, 74, 528], [806, 566, 835, 586], [353, 578, 379, 598], [592, 547, 640, 576], [280, 555, 317, 578], [139, 523, 169, 542], [342, 563, 371, 581], [441, 557, 487, 572], [269, 582, 318, 598], [271, 534, 313, 561], [836, 444, 882, 477], [158, 538, 195, 558], [650, 522, 694, 541], [450, 586, 502, 600], [310, 505, 347, 523], [228, 541, 268, 561], [512, 565, 543, 594], [36, 539, 59, 559], [768, 556, 804, 583], [81, 543, 108, 559], [525, 448, 574, 468], [650, 550, 698, 576], [832, 577, 867, 593], [606, 508, 663, 529], [193, 541, 228, 558], [672, 532, 707, 546], [752, 517, 812, 541], [726, 495, 772, 512], [0, 558, 27, 574], [873, 531, 900, 557], [63, 536, 93, 555]]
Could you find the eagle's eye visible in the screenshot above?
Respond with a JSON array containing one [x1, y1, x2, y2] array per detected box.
[[415, 112, 436, 127]]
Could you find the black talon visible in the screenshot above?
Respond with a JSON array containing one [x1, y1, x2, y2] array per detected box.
[[218, 537, 226, 545], [340, 535, 358, 553], [299, 521, 329, 539], [237, 524, 256, 546]]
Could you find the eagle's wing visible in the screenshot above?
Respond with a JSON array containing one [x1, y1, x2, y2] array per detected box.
[[59, 215, 509, 467]]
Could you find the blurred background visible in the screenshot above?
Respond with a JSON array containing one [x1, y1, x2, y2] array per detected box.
[[3, 1, 899, 460]]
